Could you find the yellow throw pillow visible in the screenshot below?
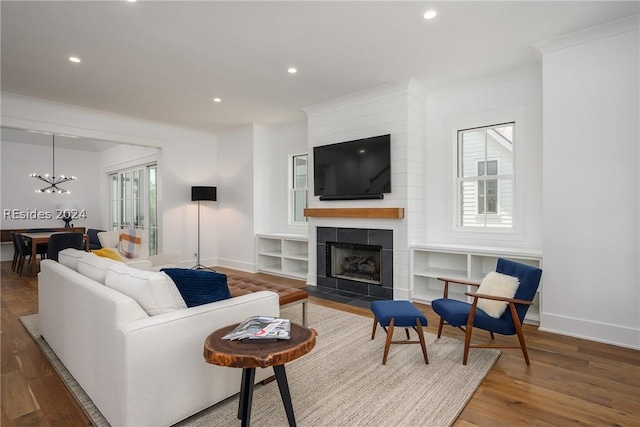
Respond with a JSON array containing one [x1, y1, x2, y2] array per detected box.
[[92, 248, 124, 262]]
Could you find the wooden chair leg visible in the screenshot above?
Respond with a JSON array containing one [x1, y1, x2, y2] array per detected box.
[[371, 317, 378, 340], [509, 303, 531, 365], [404, 328, 410, 340], [382, 318, 395, 365], [416, 319, 429, 364], [437, 317, 444, 338], [463, 299, 479, 365]]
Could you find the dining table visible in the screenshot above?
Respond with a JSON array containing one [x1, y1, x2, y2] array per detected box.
[[20, 231, 89, 274]]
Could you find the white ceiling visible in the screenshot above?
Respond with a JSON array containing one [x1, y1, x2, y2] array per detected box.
[[1, 1, 638, 137]]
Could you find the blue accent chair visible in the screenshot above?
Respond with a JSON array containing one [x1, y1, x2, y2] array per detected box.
[[431, 258, 542, 365], [370, 300, 429, 365]]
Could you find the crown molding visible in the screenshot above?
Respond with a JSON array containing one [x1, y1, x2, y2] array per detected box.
[[532, 14, 639, 57]]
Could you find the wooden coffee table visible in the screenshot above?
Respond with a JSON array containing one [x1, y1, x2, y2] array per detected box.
[[204, 322, 317, 427]]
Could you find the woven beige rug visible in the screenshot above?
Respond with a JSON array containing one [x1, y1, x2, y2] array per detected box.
[[21, 302, 499, 427]]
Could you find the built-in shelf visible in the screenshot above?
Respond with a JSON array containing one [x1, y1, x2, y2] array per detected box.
[[256, 233, 308, 280], [303, 208, 404, 219], [410, 244, 543, 324]]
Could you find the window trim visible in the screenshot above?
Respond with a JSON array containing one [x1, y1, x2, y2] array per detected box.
[[288, 153, 308, 225], [445, 106, 525, 240]]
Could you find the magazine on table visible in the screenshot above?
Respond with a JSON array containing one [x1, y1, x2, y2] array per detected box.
[[222, 316, 291, 342]]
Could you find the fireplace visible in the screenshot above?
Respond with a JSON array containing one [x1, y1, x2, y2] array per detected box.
[[317, 227, 393, 299], [327, 242, 382, 285]]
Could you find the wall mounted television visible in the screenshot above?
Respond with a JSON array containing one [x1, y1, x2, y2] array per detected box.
[[313, 134, 391, 201]]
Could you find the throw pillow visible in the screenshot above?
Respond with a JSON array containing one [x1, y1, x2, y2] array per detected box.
[[104, 269, 187, 316], [161, 268, 231, 308], [476, 271, 520, 318], [92, 248, 124, 262], [118, 229, 143, 259]]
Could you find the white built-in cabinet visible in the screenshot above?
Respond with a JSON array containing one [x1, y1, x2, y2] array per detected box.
[[410, 244, 543, 324], [256, 233, 308, 280]]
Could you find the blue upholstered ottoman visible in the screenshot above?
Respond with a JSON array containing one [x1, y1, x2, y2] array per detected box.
[[370, 300, 429, 365]]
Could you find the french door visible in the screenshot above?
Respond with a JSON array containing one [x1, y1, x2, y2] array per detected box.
[[108, 164, 158, 255]]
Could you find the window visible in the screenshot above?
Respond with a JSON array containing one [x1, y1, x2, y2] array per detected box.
[[290, 154, 308, 224], [477, 160, 498, 214], [457, 123, 514, 228], [108, 163, 158, 254]]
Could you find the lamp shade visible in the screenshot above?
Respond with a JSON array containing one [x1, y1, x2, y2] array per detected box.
[[191, 186, 217, 201]]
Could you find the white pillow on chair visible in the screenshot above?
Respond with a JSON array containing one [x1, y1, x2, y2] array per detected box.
[[476, 272, 520, 318]]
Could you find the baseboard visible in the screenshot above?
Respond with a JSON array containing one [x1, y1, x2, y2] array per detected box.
[[214, 258, 255, 273], [540, 312, 640, 350]]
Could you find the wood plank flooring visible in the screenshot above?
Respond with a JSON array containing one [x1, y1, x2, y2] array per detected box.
[[2, 261, 639, 426]]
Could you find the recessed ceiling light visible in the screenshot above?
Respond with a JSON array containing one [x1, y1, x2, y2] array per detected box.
[[288, 67, 297, 74], [423, 10, 437, 20], [126, 0, 137, 3], [68, 56, 81, 63], [213, 98, 222, 103]]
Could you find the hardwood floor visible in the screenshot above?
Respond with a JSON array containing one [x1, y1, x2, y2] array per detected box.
[[2, 261, 639, 426]]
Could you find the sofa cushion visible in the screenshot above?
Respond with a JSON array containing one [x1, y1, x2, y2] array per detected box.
[[77, 255, 127, 285], [59, 248, 96, 272], [104, 269, 187, 315], [161, 268, 231, 308]]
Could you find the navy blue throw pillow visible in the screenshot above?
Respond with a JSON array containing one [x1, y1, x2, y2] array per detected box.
[[161, 268, 231, 307]]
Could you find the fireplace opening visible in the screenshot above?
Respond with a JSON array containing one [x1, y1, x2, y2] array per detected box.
[[327, 242, 382, 285]]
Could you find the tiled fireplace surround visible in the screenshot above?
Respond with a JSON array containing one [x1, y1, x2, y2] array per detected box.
[[316, 227, 393, 300]]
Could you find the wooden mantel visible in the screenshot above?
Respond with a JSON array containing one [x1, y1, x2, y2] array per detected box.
[[303, 208, 404, 219]]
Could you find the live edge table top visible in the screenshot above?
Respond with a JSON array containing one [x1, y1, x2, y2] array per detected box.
[[203, 323, 317, 369]]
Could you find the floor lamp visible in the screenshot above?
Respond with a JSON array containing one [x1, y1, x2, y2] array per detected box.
[[191, 186, 217, 271]]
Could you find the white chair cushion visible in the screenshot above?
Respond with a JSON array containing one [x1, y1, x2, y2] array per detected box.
[[476, 271, 520, 318], [58, 248, 96, 272], [77, 255, 128, 285], [104, 269, 187, 316]]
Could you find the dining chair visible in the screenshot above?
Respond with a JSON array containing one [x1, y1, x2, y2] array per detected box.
[[46, 232, 85, 262], [12, 232, 31, 276], [27, 228, 54, 259]]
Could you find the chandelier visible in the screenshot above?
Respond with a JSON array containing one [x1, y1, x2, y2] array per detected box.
[[30, 134, 76, 194]]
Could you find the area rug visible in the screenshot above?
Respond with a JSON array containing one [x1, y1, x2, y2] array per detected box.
[[20, 303, 500, 427]]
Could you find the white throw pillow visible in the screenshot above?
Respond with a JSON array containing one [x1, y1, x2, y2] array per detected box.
[[476, 272, 520, 318], [104, 269, 187, 316], [58, 248, 96, 272], [77, 255, 126, 285]]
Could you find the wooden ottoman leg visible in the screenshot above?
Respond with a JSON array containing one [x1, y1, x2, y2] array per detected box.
[[382, 318, 395, 365]]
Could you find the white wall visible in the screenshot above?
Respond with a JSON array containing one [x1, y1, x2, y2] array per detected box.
[[537, 18, 639, 349], [254, 121, 308, 235], [1, 93, 218, 267], [425, 67, 543, 249], [0, 141, 102, 261], [216, 125, 255, 271]]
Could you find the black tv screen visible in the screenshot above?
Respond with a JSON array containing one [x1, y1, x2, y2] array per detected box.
[[313, 134, 391, 200]]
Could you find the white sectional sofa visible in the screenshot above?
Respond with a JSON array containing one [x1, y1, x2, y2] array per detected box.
[[38, 249, 280, 427]]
